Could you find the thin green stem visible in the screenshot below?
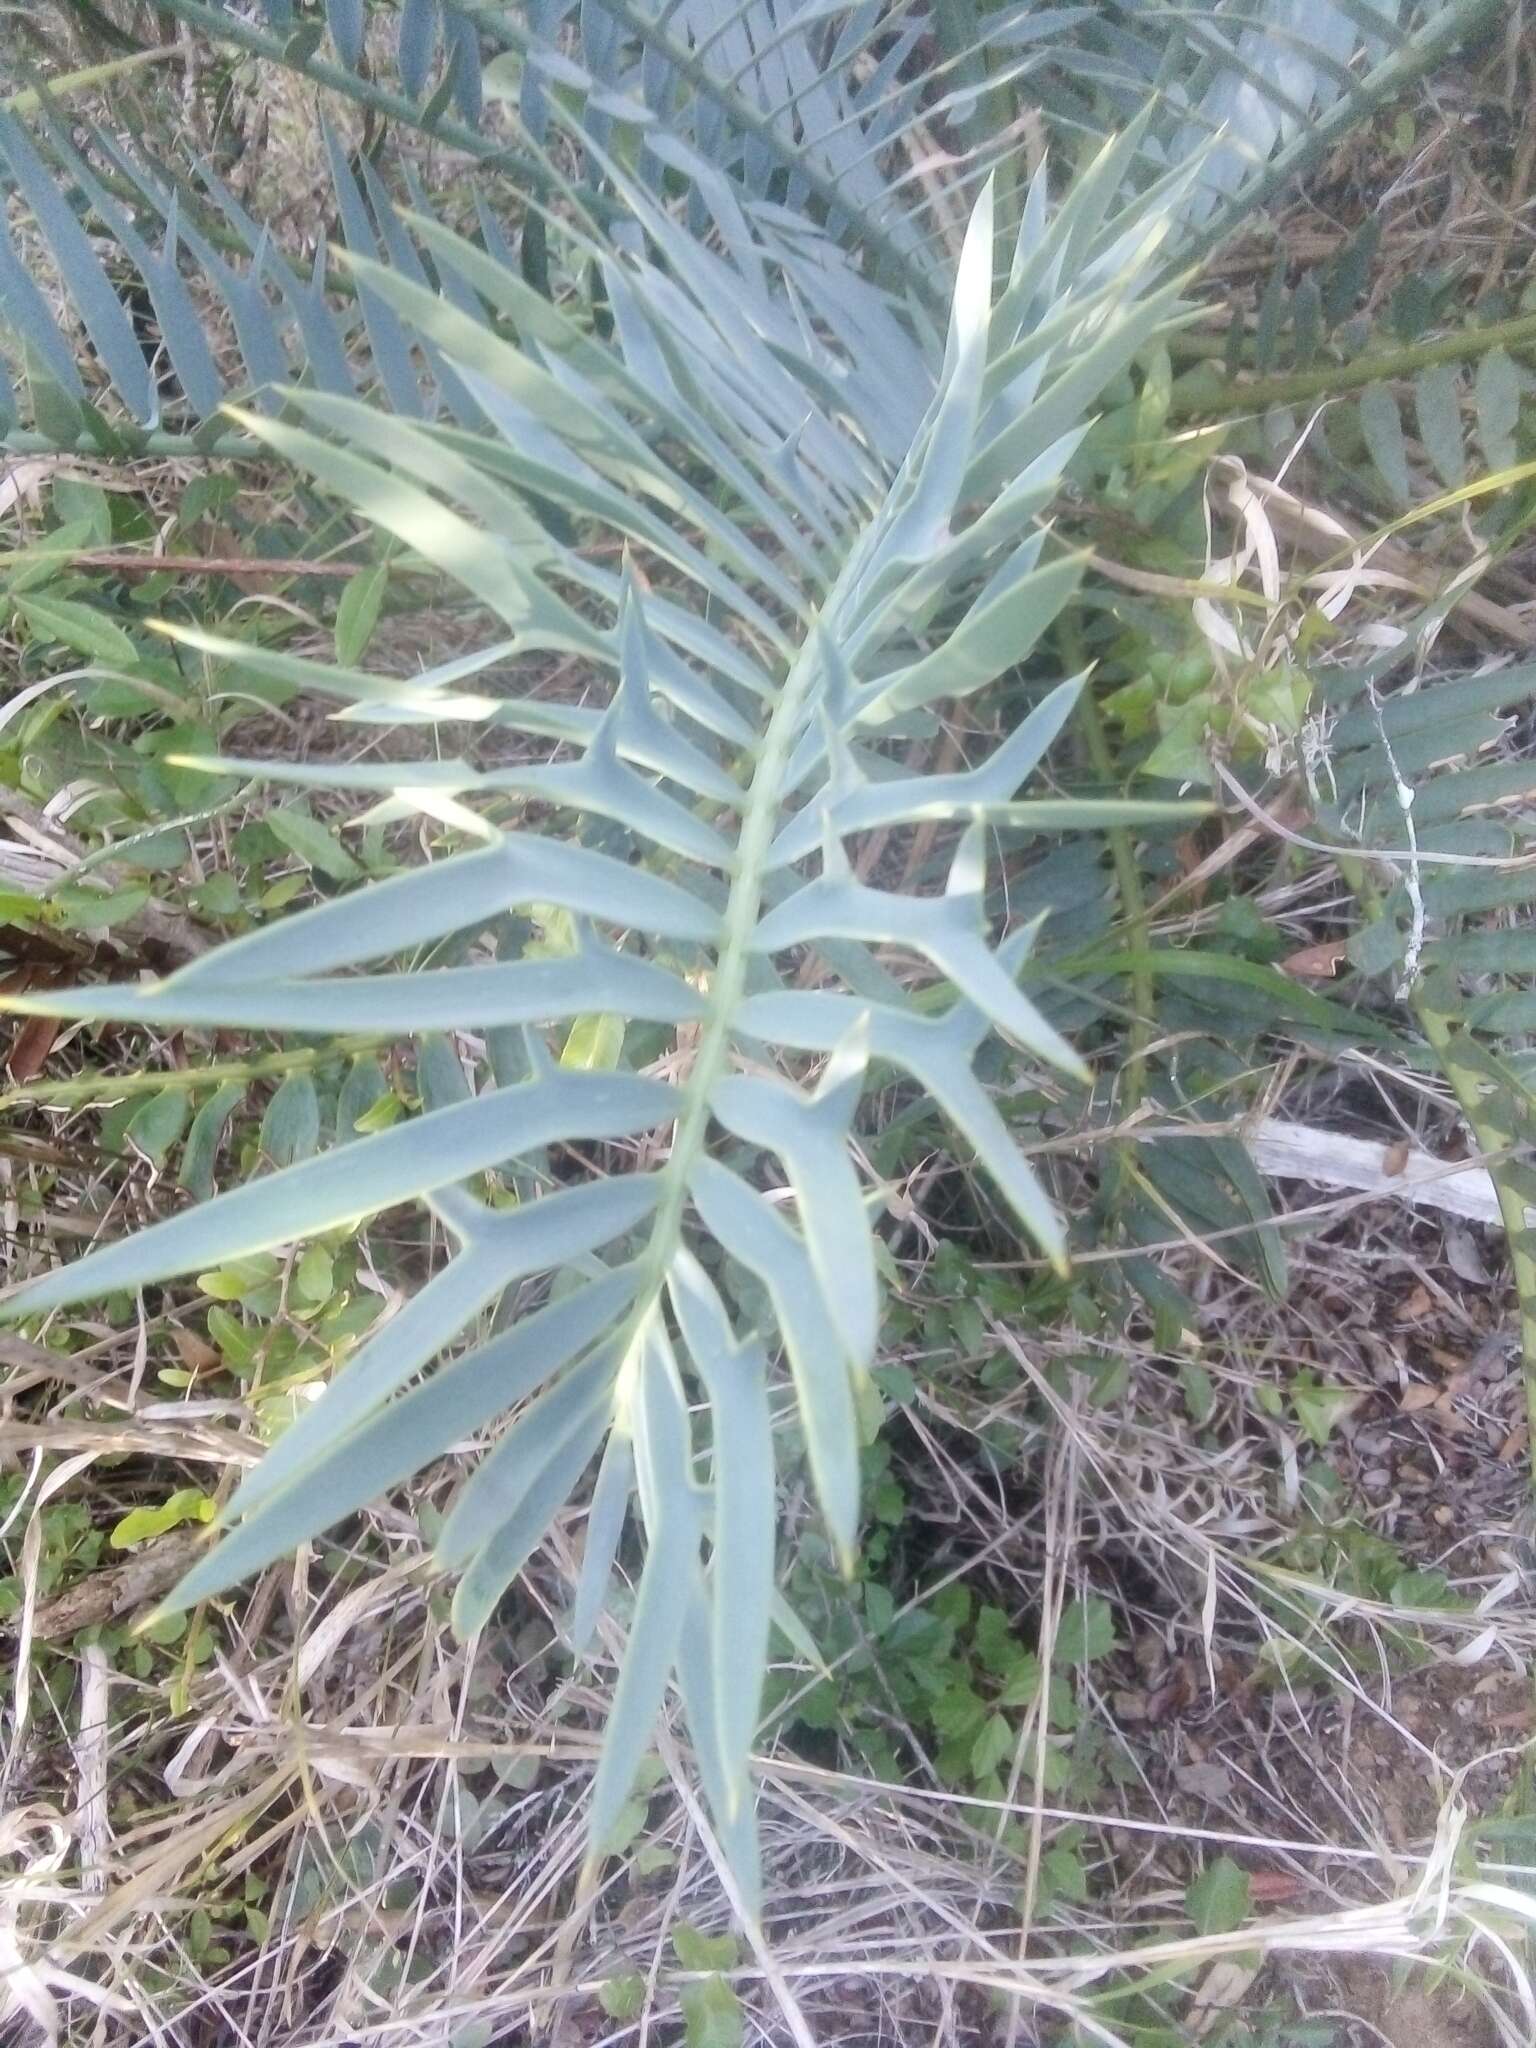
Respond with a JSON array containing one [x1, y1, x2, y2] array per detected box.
[[573, 632, 826, 1902], [1171, 306, 1536, 418], [609, 642, 821, 1393], [0, 1036, 382, 1112], [0, 429, 259, 460], [1415, 998, 1536, 1466], [1066, 635, 1152, 1116], [3, 44, 185, 114]]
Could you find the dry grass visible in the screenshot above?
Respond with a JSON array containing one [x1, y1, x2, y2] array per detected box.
[[5, 1228, 1535, 2047]]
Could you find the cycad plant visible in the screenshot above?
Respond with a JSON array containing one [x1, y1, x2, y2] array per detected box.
[[4, 0, 1518, 1910], [1, 2, 1500, 452], [2, 127, 1206, 1891]]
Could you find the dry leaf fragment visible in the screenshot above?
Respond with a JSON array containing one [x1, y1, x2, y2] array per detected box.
[[1143, 1666, 1194, 1723], [1443, 1225, 1490, 1286], [171, 1329, 221, 1377], [6, 1012, 61, 1083], [1191, 1958, 1260, 2036], [1174, 1761, 1233, 1801], [1280, 939, 1350, 979], [1399, 1383, 1442, 1412]]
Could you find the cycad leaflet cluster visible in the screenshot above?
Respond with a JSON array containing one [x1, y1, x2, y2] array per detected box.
[[4, 155, 1197, 1895], [0, 2, 1496, 451]]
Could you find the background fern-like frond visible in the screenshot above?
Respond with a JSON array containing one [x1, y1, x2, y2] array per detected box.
[[1, 0, 1503, 453]]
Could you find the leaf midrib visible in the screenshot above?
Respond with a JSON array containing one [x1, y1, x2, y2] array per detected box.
[[612, 630, 824, 1382]]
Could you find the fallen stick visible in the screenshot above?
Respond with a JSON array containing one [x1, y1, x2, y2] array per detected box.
[[1247, 1115, 1518, 1228]]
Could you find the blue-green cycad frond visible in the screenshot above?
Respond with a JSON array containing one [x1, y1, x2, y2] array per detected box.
[[3, 146, 1207, 1901], [2, 3, 1499, 447]]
